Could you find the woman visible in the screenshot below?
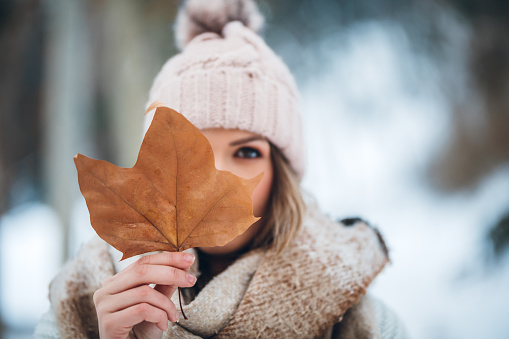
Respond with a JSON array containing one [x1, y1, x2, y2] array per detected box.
[[36, 0, 408, 338]]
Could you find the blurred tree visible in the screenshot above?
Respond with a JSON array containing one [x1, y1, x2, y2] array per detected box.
[[489, 212, 509, 260], [0, 0, 44, 213], [264, 0, 509, 257], [0, 0, 44, 335], [262, 0, 509, 194], [431, 0, 509, 257], [41, 0, 178, 260], [430, 0, 509, 191]]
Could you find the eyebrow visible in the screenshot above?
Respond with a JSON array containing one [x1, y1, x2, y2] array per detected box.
[[229, 136, 266, 146]]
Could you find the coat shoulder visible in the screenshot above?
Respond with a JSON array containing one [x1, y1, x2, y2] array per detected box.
[[337, 217, 390, 259], [324, 295, 410, 339], [34, 309, 60, 339]]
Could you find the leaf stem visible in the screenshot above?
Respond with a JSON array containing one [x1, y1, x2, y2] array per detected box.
[[178, 287, 188, 320]]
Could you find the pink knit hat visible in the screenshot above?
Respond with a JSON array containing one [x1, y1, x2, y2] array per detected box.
[[144, 0, 305, 179]]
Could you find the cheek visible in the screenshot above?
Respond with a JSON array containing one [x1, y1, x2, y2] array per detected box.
[[251, 166, 273, 217]]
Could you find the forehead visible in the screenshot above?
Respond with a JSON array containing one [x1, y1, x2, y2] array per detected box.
[[201, 128, 266, 143]]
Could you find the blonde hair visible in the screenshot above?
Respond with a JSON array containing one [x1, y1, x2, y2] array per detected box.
[[250, 144, 306, 254]]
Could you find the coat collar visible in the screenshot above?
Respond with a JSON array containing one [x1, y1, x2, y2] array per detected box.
[[49, 207, 389, 338]]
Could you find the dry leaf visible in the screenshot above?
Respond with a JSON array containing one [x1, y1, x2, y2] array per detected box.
[[74, 105, 262, 260]]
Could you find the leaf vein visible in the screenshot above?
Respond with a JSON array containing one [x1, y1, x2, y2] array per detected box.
[[81, 159, 174, 246], [178, 185, 239, 250]]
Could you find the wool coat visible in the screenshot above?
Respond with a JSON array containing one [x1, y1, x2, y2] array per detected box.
[[35, 206, 409, 338]]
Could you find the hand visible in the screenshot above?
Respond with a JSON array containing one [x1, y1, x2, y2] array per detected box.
[[93, 252, 196, 339]]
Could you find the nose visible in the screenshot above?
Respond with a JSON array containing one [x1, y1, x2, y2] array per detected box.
[[214, 153, 235, 174], [214, 154, 225, 172]]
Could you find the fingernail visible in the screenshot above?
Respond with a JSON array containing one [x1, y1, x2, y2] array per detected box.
[[187, 273, 196, 285], [183, 253, 195, 263], [174, 312, 180, 322]]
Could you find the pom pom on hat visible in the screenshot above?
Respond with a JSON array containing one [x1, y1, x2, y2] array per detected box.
[[175, 0, 264, 50]]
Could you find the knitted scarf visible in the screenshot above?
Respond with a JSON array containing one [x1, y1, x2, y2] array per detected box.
[[49, 207, 389, 338]]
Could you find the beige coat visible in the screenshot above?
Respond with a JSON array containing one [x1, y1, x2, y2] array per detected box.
[[36, 207, 399, 338]]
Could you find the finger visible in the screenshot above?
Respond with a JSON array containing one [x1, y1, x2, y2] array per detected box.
[[101, 251, 194, 290], [105, 264, 197, 295], [102, 303, 169, 333], [98, 285, 179, 323], [134, 252, 195, 270]]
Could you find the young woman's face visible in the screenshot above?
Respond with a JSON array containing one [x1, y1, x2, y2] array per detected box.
[[198, 128, 274, 255]]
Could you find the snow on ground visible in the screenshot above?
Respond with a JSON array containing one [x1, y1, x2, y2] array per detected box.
[[0, 203, 63, 330]]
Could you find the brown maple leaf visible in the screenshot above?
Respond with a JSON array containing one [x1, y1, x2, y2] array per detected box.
[[74, 104, 262, 261]]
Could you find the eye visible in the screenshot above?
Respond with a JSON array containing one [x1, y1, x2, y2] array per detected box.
[[234, 147, 261, 159]]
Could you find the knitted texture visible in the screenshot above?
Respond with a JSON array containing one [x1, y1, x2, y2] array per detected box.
[[165, 249, 264, 338], [323, 296, 411, 339], [331, 295, 380, 339], [372, 296, 410, 339], [215, 207, 389, 338], [37, 207, 390, 338], [145, 1, 306, 179]]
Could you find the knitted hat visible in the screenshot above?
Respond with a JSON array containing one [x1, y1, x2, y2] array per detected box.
[[144, 0, 305, 179]]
